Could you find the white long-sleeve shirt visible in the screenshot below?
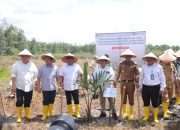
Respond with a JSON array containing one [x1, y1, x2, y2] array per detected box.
[[139, 63, 166, 91]]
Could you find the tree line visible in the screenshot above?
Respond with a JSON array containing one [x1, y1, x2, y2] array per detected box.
[[0, 24, 179, 56], [0, 25, 95, 55]]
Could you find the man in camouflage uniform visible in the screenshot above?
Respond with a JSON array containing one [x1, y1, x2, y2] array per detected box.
[[159, 52, 176, 119], [175, 50, 180, 105], [116, 49, 139, 120]]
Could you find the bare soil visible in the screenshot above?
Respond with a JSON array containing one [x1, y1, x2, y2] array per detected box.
[[0, 56, 179, 130]]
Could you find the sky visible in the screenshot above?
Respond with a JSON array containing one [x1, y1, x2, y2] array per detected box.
[[0, 0, 180, 45]]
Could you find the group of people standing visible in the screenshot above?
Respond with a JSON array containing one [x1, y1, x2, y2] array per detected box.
[[11, 48, 180, 124], [11, 49, 83, 123]]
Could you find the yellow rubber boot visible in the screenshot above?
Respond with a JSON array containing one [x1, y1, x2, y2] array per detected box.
[[16, 107, 22, 123], [176, 97, 180, 105], [48, 104, 54, 117], [122, 104, 128, 119], [162, 102, 170, 119], [143, 107, 150, 121], [128, 105, 134, 120], [153, 108, 159, 123], [67, 104, 73, 116], [24, 107, 31, 120], [75, 104, 81, 118], [42, 105, 49, 120]]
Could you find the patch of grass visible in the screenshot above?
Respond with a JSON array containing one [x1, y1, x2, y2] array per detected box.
[[0, 67, 10, 81]]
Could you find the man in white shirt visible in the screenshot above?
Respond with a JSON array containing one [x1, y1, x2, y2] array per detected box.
[[139, 52, 166, 123], [59, 53, 83, 118], [93, 56, 117, 120], [11, 49, 38, 123]]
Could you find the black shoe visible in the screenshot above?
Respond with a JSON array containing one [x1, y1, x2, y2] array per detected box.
[[112, 112, 118, 120], [99, 112, 106, 118]]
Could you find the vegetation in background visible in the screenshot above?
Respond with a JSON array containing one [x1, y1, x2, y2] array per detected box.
[[146, 44, 180, 56], [0, 24, 95, 55], [0, 67, 10, 81], [0, 24, 179, 56]]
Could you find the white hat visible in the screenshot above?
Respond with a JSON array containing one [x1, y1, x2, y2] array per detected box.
[[164, 49, 175, 55], [175, 50, 180, 58], [120, 49, 136, 57], [62, 53, 78, 62], [18, 49, 33, 56], [41, 53, 56, 62], [143, 52, 158, 60], [159, 52, 176, 62], [97, 55, 110, 62]]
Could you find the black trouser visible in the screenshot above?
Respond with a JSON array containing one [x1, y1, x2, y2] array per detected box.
[[142, 84, 160, 108], [16, 88, 33, 107], [65, 90, 79, 105], [42, 90, 56, 105]]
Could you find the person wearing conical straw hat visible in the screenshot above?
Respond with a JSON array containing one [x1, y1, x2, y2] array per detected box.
[[139, 52, 166, 123], [93, 55, 118, 120], [116, 49, 139, 120], [159, 52, 176, 119], [11, 49, 38, 123], [35, 53, 58, 120], [164, 49, 176, 56], [58, 53, 83, 118], [174, 50, 180, 105]]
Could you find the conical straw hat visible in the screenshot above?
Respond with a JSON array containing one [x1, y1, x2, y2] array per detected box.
[[120, 49, 136, 57], [143, 52, 158, 60], [164, 49, 175, 55], [97, 55, 110, 62], [18, 49, 33, 56], [41, 53, 56, 62], [159, 52, 176, 62], [62, 53, 78, 62]]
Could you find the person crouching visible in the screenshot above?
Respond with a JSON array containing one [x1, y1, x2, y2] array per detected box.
[[139, 52, 166, 123], [36, 53, 58, 120], [59, 53, 83, 118]]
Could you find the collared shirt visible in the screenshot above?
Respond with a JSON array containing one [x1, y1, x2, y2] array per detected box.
[[139, 63, 166, 91], [11, 61, 38, 92], [118, 60, 139, 81], [38, 64, 58, 91], [93, 66, 115, 88], [160, 62, 176, 84], [58, 63, 83, 91]]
